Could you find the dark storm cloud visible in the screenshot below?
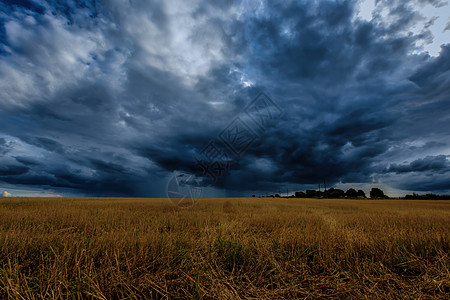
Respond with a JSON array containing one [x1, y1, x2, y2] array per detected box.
[[248, 1, 358, 81], [387, 155, 450, 173], [187, 0, 449, 193], [0, 138, 12, 155], [14, 156, 40, 166], [1, 0, 45, 14], [409, 44, 450, 100], [0, 164, 28, 176], [3, 154, 150, 196], [189, 0, 419, 191], [395, 175, 450, 191], [86, 157, 127, 175], [0, 0, 449, 196], [20, 136, 65, 154]]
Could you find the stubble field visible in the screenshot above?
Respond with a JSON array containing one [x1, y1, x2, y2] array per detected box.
[[0, 197, 449, 299]]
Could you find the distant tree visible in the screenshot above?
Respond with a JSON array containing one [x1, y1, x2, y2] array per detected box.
[[275, 194, 280, 197], [345, 188, 358, 198], [370, 188, 385, 199], [328, 188, 345, 198], [295, 191, 306, 198], [252, 194, 255, 198], [405, 193, 416, 199], [404, 193, 450, 200], [305, 190, 318, 198], [357, 189, 366, 198]]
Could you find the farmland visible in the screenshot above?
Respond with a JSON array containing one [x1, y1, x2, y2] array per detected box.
[[0, 197, 449, 299]]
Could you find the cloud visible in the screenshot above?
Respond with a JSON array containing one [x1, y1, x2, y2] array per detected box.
[[0, 138, 13, 155], [0, 0, 449, 196], [20, 136, 65, 154], [0, 164, 29, 176], [2, 191, 12, 197], [386, 155, 450, 174]]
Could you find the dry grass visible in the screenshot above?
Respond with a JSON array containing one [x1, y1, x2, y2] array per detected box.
[[0, 197, 449, 299]]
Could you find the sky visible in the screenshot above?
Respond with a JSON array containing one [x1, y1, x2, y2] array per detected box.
[[0, 0, 449, 198]]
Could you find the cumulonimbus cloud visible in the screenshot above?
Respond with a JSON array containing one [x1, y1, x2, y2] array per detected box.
[[0, 0, 449, 196]]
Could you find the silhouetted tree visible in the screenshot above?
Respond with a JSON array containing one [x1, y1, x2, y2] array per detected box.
[[295, 191, 306, 198], [327, 188, 345, 198], [275, 194, 280, 197], [370, 188, 385, 199], [346, 188, 358, 198], [306, 190, 318, 198], [357, 189, 366, 198], [404, 193, 450, 200]]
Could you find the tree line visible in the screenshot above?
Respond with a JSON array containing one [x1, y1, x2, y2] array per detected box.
[[252, 187, 387, 199], [403, 193, 450, 200], [252, 188, 450, 199], [294, 187, 387, 199]]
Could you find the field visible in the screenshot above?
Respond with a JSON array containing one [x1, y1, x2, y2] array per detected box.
[[0, 197, 449, 299]]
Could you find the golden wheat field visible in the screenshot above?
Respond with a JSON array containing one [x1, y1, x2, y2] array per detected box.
[[0, 197, 448, 299]]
